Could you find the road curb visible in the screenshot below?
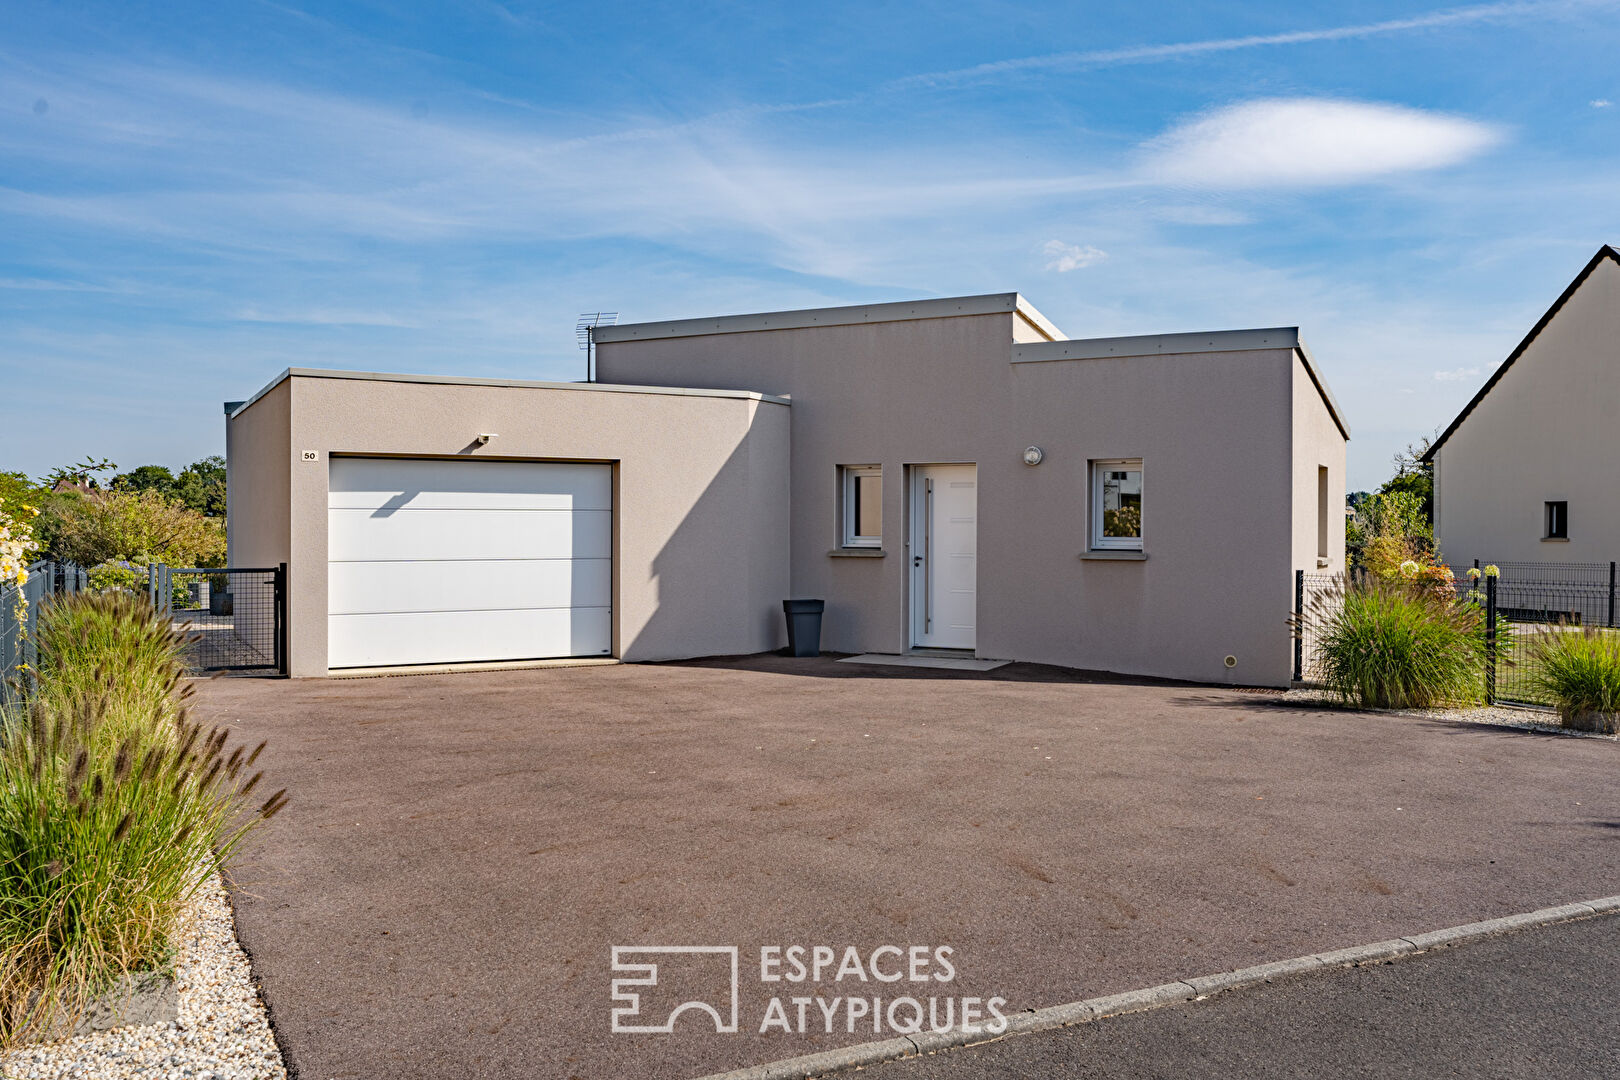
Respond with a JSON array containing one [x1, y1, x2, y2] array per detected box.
[[688, 895, 1620, 1080]]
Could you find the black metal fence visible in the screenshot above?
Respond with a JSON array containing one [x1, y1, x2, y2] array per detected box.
[[1, 560, 89, 703], [148, 564, 286, 674], [1294, 560, 1619, 709]]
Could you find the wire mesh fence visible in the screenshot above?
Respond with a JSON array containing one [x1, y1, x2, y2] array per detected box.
[[1294, 560, 1619, 710], [1, 560, 89, 704], [150, 565, 285, 674]]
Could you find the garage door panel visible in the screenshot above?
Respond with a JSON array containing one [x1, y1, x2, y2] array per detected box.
[[329, 558, 611, 615], [329, 457, 610, 511], [328, 607, 612, 668], [327, 507, 611, 562], [326, 458, 613, 668]]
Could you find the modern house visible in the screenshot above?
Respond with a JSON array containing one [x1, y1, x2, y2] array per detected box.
[[225, 293, 1347, 685], [1424, 245, 1620, 565]]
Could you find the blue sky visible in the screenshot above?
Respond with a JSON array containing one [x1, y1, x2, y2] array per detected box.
[[3, 0, 1618, 488]]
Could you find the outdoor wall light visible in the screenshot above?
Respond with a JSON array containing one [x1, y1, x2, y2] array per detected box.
[[1224, 655, 1238, 669], [475, 433, 498, 445], [1022, 446, 1044, 466]]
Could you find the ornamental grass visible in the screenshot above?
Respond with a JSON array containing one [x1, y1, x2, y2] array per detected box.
[[1298, 575, 1487, 709], [1526, 627, 1620, 734], [0, 592, 285, 1045]]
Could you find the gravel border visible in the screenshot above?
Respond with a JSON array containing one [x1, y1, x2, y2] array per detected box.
[[2, 876, 288, 1080], [1275, 689, 1618, 740]]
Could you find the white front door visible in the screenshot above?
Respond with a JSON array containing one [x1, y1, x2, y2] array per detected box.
[[909, 464, 977, 650]]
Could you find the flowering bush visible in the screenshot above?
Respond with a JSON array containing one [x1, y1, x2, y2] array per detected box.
[[0, 505, 40, 592]]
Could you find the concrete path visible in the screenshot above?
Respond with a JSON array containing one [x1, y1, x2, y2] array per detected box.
[[197, 654, 1620, 1080], [855, 910, 1620, 1079]]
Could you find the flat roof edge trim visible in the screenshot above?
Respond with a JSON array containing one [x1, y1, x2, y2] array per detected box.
[[227, 368, 790, 419], [1010, 326, 1301, 363], [592, 293, 1023, 342]]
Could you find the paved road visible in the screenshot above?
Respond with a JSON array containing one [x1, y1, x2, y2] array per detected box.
[[864, 913, 1620, 1079]]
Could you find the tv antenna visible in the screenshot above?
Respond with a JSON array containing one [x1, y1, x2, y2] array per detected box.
[[576, 312, 619, 382]]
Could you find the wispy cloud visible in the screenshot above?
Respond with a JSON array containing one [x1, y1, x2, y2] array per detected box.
[[890, 0, 1610, 88], [1142, 99, 1502, 187], [1434, 365, 1483, 380], [1043, 240, 1108, 271], [1593, 98, 1614, 107]]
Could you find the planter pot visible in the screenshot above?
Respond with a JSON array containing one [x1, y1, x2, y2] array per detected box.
[[210, 591, 233, 616], [782, 598, 825, 658], [1564, 709, 1619, 734]]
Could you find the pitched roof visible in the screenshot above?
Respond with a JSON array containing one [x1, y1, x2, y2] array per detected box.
[[1423, 245, 1620, 461]]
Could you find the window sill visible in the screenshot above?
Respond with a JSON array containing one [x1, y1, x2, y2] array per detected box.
[[1316, 556, 1331, 568], [829, 548, 886, 558], [1080, 550, 1147, 561], [1541, 536, 1570, 543]]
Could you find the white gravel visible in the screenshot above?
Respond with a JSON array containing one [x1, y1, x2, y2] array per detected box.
[[1279, 689, 1618, 740], [2, 876, 287, 1080]]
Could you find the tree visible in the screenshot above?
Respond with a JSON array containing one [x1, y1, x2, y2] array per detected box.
[[175, 456, 226, 517], [111, 464, 178, 498], [47, 489, 225, 568], [1379, 436, 1435, 525]]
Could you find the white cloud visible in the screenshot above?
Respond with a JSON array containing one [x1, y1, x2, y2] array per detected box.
[[1592, 98, 1614, 108], [893, 1, 1596, 89], [1434, 365, 1482, 381], [1142, 99, 1503, 188], [1043, 240, 1108, 272]]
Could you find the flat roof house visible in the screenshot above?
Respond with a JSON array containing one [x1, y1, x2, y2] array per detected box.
[[225, 293, 1347, 685], [1424, 245, 1620, 566]]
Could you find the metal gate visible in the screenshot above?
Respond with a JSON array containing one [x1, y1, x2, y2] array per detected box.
[[148, 563, 286, 674]]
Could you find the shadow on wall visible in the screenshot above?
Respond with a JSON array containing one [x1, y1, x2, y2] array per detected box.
[[627, 418, 787, 661]]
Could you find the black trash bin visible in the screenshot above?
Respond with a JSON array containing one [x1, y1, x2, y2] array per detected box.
[[782, 598, 825, 657]]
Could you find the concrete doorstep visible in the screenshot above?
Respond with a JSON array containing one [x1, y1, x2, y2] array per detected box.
[[690, 894, 1620, 1080]]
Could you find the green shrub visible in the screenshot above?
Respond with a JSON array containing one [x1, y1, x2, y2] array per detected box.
[[0, 592, 285, 1044], [1300, 576, 1487, 709], [1526, 628, 1620, 733], [86, 561, 145, 594]]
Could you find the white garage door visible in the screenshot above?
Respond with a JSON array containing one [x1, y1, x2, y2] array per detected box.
[[327, 457, 612, 668]]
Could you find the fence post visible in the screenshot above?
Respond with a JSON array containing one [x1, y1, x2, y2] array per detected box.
[[1293, 569, 1305, 683], [1609, 561, 1615, 629], [1485, 575, 1497, 706], [274, 562, 288, 677]]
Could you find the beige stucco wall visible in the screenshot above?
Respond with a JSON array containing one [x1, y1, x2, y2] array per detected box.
[[228, 374, 789, 676], [1434, 257, 1620, 566], [1292, 353, 1348, 577], [599, 313, 1338, 686], [224, 379, 291, 571]]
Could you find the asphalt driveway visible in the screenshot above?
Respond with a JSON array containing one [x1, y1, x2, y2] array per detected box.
[[197, 655, 1620, 1080]]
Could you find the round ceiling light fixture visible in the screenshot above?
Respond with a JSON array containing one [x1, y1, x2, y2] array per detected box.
[[1022, 446, 1044, 466]]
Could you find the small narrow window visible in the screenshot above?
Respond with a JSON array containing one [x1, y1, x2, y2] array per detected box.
[[1545, 501, 1568, 540], [1317, 466, 1330, 560], [1091, 460, 1143, 550], [841, 466, 882, 547]]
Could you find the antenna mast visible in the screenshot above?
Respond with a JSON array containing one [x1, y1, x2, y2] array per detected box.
[[576, 312, 619, 382]]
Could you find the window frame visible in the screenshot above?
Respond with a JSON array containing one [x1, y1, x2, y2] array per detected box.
[[1090, 459, 1145, 552], [840, 465, 883, 548], [1545, 500, 1569, 541]]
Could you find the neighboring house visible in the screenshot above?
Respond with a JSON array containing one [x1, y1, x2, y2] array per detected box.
[[225, 293, 1347, 685], [1424, 246, 1620, 566]]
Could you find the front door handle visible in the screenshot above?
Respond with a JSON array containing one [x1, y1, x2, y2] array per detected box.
[[913, 555, 924, 567]]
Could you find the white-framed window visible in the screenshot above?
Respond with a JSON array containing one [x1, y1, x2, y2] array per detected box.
[[841, 465, 883, 548], [1091, 459, 1144, 551]]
